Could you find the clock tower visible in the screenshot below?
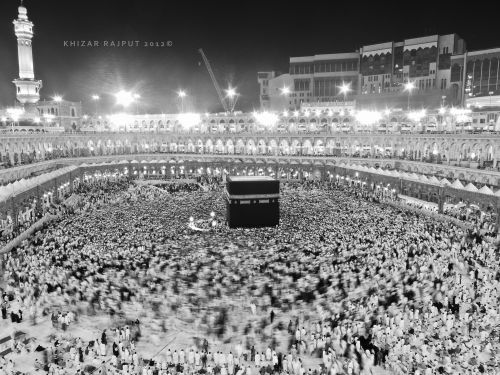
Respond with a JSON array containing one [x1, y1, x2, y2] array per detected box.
[[12, 2, 42, 105]]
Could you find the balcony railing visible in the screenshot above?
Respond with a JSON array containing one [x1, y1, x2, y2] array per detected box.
[[2, 151, 500, 186], [2, 129, 500, 138]]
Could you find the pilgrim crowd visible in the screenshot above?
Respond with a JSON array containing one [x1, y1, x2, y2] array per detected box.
[[0, 177, 499, 375]]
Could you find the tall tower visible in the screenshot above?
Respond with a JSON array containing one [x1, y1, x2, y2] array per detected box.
[[12, 1, 42, 105]]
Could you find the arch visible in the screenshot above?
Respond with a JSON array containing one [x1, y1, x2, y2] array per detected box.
[[325, 139, 336, 155], [215, 139, 225, 153], [203, 139, 213, 153], [279, 139, 290, 155], [302, 139, 313, 155], [291, 139, 301, 155], [226, 139, 235, 154], [268, 139, 278, 155], [169, 141, 178, 153], [246, 139, 256, 154], [257, 139, 267, 155], [235, 139, 245, 154], [313, 139, 324, 155], [196, 139, 204, 153]]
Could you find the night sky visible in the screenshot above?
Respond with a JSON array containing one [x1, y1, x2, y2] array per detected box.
[[0, 0, 499, 113]]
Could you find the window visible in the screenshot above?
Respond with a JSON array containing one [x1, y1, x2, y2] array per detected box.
[[451, 64, 462, 82], [294, 79, 310, 92], [71, 108, 76, 117], [489, 58, 499, 90], [481, 59, 491, 91]]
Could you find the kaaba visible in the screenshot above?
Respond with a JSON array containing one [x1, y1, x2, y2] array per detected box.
[[225, 176, 280, 228]]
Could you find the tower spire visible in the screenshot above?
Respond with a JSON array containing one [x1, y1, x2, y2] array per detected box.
[[13, 0, 42, 105]]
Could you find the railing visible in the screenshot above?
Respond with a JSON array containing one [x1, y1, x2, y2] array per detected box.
[[0, 126, 64, 133], [2, 130, 500, 138], [2, 153, 500, 186]]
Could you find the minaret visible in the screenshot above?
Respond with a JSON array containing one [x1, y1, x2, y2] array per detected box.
[[12, 1, 42, 105]]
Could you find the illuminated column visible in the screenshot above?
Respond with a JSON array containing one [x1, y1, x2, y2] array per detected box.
[[12, 3, 42, 105]]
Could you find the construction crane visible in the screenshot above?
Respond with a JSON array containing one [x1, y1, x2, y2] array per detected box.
[[198, 48, 236, 113]]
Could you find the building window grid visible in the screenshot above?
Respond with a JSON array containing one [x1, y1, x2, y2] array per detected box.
[[311, 60, 357, 74], [468, 58, 500, 95]]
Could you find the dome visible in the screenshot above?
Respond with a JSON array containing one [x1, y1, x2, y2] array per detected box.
[[18, 3, 28, 20]]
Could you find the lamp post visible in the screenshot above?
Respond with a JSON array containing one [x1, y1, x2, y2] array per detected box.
[[53, 95, 63, 127], [226, 87, 239, 113], [280, 86, 291, 111], [178, 90, 187, 113], [489, 91, 494, 107], [338, 82, 352, 110], [439, 106, 447, 132], [91, 94, 100, 116], [133, 94, 141, 115], [404, 82, 415, 111]]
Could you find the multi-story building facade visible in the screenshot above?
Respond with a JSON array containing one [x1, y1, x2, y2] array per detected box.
[[36, 99, 82, 131], [450, 47, 500, 111], [288, 53, 360, 109], [257, 72, 293, 111], [257, 71, 275, 110], [259, 34, 470, 111], [357, 34, 466, 108]]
